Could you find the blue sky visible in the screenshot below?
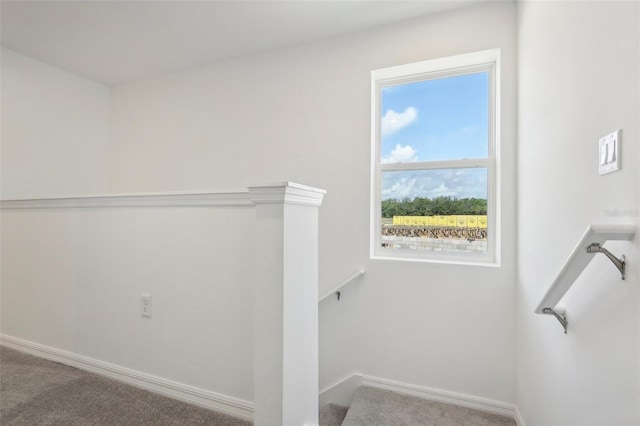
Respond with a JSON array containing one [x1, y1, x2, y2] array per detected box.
[[380, 72, 489, 201]]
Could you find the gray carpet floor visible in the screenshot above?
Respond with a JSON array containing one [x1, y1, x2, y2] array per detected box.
[[0, 346, 251, 425], [341, 386, 516, 426], [2, 345, 518, 426]]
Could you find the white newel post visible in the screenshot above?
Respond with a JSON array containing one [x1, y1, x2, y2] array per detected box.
[[249, 182, 326, 426]]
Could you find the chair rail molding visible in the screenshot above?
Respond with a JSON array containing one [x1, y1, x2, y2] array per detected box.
[[0, 190, 253, 209], [1, 182, 327, 209]]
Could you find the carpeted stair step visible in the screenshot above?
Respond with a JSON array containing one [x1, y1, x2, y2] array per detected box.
[[340, 386, 516, 426], [319, 403, 349, 426]]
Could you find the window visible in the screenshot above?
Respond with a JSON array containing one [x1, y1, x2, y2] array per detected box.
[[371, 49, 500, 265]]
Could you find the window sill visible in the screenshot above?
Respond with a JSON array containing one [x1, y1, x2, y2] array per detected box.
[[371, 250, 500, 268]]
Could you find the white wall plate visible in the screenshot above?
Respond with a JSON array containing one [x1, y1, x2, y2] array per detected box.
[[599, 129, 621, 175]]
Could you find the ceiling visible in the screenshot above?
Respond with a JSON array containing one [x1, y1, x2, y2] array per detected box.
[[1, 0, 488, 87]]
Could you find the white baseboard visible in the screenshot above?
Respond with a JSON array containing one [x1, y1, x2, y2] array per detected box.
[[362, 375, 517, 419], [0, 334, 254, 421], [320, 372, 520, 421], [362, 376, 515, 418]]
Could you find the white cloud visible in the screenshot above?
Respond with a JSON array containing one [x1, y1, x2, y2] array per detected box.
[[382, 144, 418, 164], [381, 107, 417, 136], [381, 176, 416, 200], [382, 169, 487, 201]]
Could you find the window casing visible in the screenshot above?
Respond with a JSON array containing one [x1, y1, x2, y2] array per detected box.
[[370, 49, 500, 265]]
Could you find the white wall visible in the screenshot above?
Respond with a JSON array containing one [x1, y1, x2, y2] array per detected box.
[[517, 2, 640, 425], [1, 0, 517, 413], [0, 47, 255, 406], [6, 1, 640, 422], [110, 1, 518, 404], [1, 48, 111, 199], [1, 206, 256, 403]]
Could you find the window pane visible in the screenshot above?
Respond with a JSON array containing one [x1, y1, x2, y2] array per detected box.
[[380, 168, 488, 254], [380, 72, 489, 164], [382, 168, 487, 201]]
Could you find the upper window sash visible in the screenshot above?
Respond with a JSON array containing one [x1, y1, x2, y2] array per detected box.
[[373, 63, 496, 165]]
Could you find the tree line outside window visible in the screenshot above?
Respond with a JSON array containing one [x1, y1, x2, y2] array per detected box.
[[381, 196, 487, 218]]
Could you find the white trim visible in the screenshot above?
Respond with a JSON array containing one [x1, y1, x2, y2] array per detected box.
[[0, 182, 328, 209], [0, 334, 254, 421], [381, 158, 491, 172], [370, 48, 501, 266], [361, 375, 517, 419], [371, 253, 501, 268], [371, 49, 502, 81], [319, 372, 517, 420], [319, 373, 364, 408], [319, 372, 518, 420], [0, 190, 253, 209], [248, 181, 326, 207]]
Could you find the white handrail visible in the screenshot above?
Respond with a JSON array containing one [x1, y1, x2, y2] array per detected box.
[[535, 224, 635, 332], [319, 269, 365, 303]]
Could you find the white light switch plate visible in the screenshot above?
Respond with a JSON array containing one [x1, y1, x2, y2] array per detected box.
[[141, 293, 152, 318], [599, 129, 621, 175]]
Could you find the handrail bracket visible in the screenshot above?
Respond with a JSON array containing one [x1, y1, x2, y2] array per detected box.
[[535, 225, 635, 335], [542, 308, 568, 334], [586, 243, 627, 280]]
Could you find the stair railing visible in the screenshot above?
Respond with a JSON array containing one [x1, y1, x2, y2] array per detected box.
[[319, 269, 365, 303], [535, 224, 635, 334]]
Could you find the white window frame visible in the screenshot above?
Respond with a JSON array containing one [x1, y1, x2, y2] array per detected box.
[[370, 49, 501, 266]]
